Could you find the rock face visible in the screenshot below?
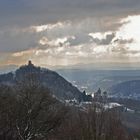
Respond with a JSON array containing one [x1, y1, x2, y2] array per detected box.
[[0, 61, 83, 101]]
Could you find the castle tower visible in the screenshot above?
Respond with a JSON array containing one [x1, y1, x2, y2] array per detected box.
[[28, 60, 34, 66]]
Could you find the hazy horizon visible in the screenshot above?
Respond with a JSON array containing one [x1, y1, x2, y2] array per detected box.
[[1, 61, 140, 75]]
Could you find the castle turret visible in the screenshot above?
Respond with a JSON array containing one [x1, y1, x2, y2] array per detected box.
[[28, 60, 34, 66]]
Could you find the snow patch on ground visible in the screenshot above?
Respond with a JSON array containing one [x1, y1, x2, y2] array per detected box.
[[104, 102, 122, 109]]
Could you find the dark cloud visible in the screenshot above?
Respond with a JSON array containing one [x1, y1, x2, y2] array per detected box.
[[113, 38, 134, 44], [91, 33, 115, 45], [99, 33, 115, 45], [0, 0, 140, 27], [66, 33, 115, 46], [90, 33, 134, 46], [66, 34, 93, 46], [0, 28, 40, 52]]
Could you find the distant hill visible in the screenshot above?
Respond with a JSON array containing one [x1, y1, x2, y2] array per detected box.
[[57, 69, 140, 93], [0, 65, 17, 74], [109, 80, 140, 99], [0, 61, 84, 101]]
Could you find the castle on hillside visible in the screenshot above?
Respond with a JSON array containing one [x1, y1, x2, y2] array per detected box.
[[28, 60, 34, 67]]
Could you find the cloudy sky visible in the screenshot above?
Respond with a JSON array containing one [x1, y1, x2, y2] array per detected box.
[[0, 0, 140, 68]]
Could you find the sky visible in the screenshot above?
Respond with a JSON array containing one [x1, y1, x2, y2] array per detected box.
[[0, 0, 140, 69]]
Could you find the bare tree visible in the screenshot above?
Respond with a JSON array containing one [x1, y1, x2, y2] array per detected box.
[[0, 85, 18, 140], [14, 74, 67, 140], [54, 102, 132, 140], [0, 74, 67, 140]]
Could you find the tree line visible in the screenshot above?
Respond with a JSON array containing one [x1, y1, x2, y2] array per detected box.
[[0, 74, 138, 140]]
